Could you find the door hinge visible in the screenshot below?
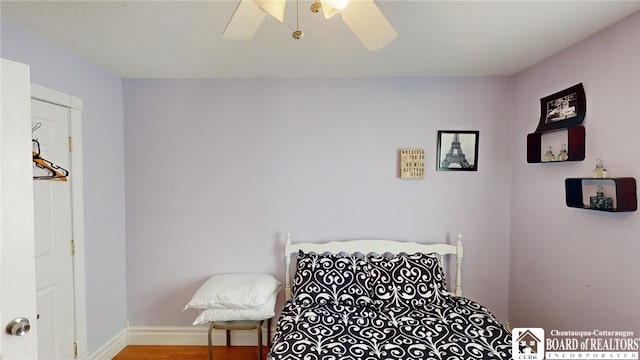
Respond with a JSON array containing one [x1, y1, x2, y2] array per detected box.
[[73, 342, 78, 358], [71, 239, 75, 256], [68, 136, 72, 152]]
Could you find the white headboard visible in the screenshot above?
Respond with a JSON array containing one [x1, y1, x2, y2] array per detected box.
[[284, 233, 464, 300]]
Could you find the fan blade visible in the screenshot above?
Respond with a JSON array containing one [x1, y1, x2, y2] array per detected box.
[[341, 0, 397, 51], [255, 0, 286, 22], [223, 0, 268, 40]]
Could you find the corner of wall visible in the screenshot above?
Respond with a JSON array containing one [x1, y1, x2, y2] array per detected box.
[[88, 325, 128, 360]]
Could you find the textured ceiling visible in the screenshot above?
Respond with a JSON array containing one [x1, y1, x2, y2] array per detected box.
[[1, 1, 639, 79]]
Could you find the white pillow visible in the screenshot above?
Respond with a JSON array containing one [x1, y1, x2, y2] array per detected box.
[[184, 273, 281, 310], [191, 289, 278, 325]]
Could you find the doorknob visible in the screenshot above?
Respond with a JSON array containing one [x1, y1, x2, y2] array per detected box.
[[5, 317, 30, 336]]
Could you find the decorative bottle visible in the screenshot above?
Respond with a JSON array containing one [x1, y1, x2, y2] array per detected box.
[[543, 146, 555, 162], [557, 143, 568, 161], [592, 158, 608, 178]]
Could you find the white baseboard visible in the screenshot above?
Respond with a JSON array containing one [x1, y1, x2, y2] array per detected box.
[[128, 325, 274, 346], [90, 323, 274, 357], [90, 328, 127, 360]]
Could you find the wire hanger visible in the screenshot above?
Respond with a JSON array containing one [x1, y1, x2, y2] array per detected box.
[[32, 139, 69, 181], [32, 122, 42, 133], [31, 123, 69, 181]]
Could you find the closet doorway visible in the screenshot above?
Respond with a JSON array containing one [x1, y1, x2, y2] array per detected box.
[[31, 85, 87, 359]]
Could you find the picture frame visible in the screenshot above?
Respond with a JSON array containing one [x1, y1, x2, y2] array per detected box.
[[535, 83, 586, 133], [436, 130, 479, 171]]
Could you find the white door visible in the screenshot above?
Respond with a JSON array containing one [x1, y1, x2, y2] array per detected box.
[[31, 100, 75, 359], [1, 59, 39, 359]]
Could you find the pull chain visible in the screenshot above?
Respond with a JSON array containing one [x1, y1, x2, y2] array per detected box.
[[292, 0, 304, 39]]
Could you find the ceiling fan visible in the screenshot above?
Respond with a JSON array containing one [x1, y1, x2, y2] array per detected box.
[[222, 0, 397, 51]]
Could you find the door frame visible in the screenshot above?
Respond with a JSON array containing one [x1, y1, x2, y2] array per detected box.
[[31, 84, 88, 360]]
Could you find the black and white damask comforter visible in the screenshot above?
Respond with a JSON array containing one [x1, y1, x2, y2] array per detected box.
[[267, 251, 513, 360]]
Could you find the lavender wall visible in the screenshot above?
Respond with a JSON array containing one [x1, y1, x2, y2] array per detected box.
[[5, 7, 637, 350], [122, 77, 513, 325], [1, 22, 128, 352], [509, 12, 640, 332]]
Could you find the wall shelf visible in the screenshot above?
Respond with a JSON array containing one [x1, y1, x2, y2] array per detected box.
[[527, 126, 585, 163], [565, 177, 637, 212]]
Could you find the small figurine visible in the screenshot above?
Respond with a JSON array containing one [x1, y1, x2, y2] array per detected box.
[[557, 143, 568, 161], [589, 185, 613, 209], [543, 146, 555, 162], [592, 158, 608, 178]]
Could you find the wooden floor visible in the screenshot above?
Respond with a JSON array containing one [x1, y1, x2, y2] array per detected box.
[[113, 345, 269, 360]]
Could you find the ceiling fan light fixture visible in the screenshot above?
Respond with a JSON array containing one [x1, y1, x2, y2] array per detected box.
[[223, 0, 395, 51]]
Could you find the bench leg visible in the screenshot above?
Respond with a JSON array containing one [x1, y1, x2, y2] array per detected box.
[[208, 320, 267, 360], [257, 321, 263, 360], [267, 318, 272, 348], [208, 322, 215, 360]]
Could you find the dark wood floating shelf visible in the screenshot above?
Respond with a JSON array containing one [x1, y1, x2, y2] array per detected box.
[[527, 125, 585, 163], [565, 177, 637, 212]]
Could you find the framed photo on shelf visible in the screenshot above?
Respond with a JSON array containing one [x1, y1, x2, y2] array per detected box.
[[535, 83, 586, 133], [436, 130, 479, 171]]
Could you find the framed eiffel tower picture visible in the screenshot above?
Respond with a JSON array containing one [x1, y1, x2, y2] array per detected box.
[[436, 130, 479, 171]]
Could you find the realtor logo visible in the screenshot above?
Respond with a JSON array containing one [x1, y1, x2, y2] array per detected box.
[[512, 328, 545, 359]]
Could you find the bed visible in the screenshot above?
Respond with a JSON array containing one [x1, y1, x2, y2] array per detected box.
[[266, 233, 513, 360]]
